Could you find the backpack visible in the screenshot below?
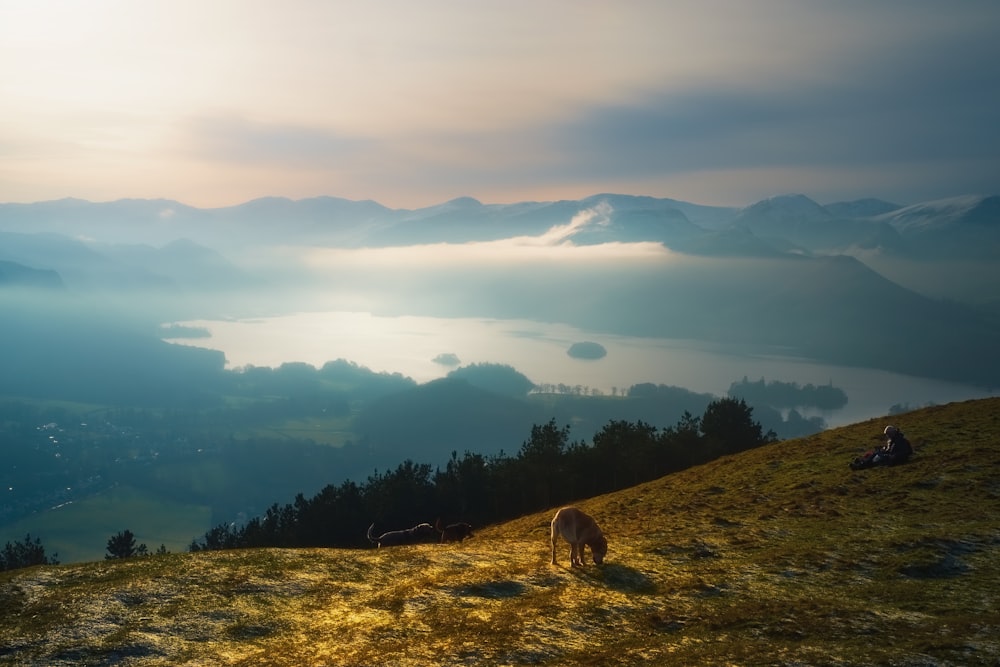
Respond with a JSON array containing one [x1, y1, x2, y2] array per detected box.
[[849, 449, 880, 470]]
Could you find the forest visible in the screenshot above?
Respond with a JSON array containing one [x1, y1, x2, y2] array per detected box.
[[1, 343, 838, 566], [187, 397, 775, 552], [2, 396, 774, 567]]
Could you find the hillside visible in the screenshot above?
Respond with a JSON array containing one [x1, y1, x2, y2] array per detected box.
[[2, 398, 999, 666]]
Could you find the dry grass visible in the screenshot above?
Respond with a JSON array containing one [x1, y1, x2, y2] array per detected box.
[[2, 398, 999, 666]]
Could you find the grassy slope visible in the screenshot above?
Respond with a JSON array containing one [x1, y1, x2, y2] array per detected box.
[[2, 398, 998, 666]]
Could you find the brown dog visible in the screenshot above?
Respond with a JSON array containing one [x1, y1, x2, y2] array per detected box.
[[550, 506, 607, 566], [435, 518, 474, 543]]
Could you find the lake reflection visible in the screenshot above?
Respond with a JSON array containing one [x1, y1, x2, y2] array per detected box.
[[165, 311, 993, 428]]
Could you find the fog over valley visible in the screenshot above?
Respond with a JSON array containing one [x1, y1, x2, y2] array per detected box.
[[2, 192, 998, 562], [3, 192, 998, 383]]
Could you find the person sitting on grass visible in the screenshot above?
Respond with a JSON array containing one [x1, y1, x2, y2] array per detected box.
[[850, 424, 913, 470], [874, 424, 912, 466]]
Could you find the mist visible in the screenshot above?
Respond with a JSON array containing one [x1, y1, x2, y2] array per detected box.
[[4, 192, 999, 563], [3, 194, 999, 390]]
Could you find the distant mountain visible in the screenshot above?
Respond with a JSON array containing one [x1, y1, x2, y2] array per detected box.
[[824, 198, 902, 218], [0, 260, 64, 289], [736, 193, 834, 226], [0, 231, 246, 291], [728, 194, 904, 254], [0, 231, 173, 289], [577, 193, 737, 230], [0, 194, 737, 249], [567, 204, 704, 247], [668, 225, 800, 258], [0, 198, 202, 245], [100, 238, 251, 289], [722, 192, 997, 259], [0, 232, 172, 290], [3, 192, 995, 258], [215, 196, 394, 247], [876, 194, 999, 232], [873, 195, 1000, 258], [2, 190, 998, 387], [356, 193, 737, 247], [561, 250, 999, 387]]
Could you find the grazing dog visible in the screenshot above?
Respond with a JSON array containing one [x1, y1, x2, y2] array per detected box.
[[435, 518, 474, 543], [366, 522, 436, 548], [550, 506, 607, 566]]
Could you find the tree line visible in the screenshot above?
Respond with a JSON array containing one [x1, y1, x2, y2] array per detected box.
[[1, 529, 173, 571], [1, 533, 59, 571], [1, 397, 775, 569], [189, 397, 776, 552], [728, 376, 848, 410]]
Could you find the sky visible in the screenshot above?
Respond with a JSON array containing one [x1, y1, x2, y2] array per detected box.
[[2, 0, 1000, 210]]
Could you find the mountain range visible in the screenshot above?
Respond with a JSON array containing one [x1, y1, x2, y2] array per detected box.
[[2, 191, 998, 258], [1, 192, 998, 388]]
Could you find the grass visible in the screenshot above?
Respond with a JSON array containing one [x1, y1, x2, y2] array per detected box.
[[2, 398, 999, 665], [0, 486, 212, 564]]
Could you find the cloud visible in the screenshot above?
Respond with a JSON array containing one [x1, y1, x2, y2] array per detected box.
[[3, 1, 999, 207], [558, 55, 998, 171], [531, 201, 612, 246], [498, 10, 1000, 205], [177, 116, 372, 169], [299, 203, 675, 272]]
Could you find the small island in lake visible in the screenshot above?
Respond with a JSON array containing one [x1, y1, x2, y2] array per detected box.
[[432, 352, 461, 367], [567, 341, 607, 360]]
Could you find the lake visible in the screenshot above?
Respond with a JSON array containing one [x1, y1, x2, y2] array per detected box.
[[165, 310, 994, 428]]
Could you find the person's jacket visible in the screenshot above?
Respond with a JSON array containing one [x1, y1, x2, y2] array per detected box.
[[887, 432, 912, 458]]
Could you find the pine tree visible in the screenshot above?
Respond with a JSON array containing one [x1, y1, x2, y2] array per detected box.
[[105, 529, 148, 560], [0, 533, 59, 571]]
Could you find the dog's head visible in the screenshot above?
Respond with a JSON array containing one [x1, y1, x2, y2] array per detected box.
[[439, 522, 474, 542], [589, 535, 608, 565]]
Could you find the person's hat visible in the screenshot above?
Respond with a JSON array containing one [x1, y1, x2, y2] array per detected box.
[[884, 425, 898, 437]]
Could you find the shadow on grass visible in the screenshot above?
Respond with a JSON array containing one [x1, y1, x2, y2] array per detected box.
[[565, 563, 656, 594], [453, 580, 527, 599]]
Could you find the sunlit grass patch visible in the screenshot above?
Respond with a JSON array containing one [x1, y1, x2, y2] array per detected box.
[[2, 398, 1000, 665]]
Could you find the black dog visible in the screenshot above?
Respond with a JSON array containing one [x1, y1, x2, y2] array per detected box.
[[435, 518, 474, 543], [366, 522, 436, 548]]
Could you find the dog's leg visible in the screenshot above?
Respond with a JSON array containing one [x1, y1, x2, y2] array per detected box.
[[550, 522, 561, 565]]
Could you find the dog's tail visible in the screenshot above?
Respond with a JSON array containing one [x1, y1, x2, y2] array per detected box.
[[435, 517, 446, 543], [366, 523, 378, 545]]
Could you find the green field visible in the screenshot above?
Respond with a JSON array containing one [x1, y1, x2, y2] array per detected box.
[[229, 414, 357, 446], [0, 485, 212, 564]]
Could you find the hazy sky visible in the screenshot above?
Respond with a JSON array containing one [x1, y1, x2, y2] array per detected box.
[[2, 1, 999, 209]]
